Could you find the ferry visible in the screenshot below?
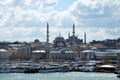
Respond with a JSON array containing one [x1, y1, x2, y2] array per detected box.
[[39, 64, 61, 73], [0, 63, 41, 73]]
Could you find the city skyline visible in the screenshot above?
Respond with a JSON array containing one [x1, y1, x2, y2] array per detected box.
[[0, 0, 120, 42]]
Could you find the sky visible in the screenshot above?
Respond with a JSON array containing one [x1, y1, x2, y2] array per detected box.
[[0, 0, 120, 43]]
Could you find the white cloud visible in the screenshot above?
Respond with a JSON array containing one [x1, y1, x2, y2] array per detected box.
[[68, 0, 120, 28], [0, 0, 120, 42]]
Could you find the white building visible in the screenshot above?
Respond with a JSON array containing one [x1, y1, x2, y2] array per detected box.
[[80, 49, 120, 61], [32, 50, 45, 60]]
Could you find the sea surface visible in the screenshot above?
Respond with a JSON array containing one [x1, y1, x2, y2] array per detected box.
[[0, 72, 119, 80]]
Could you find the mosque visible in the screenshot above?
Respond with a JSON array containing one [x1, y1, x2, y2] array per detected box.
[[46, 23, 84, 61]]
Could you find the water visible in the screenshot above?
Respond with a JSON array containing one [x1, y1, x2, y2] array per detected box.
[[0, 72, 119, 80]]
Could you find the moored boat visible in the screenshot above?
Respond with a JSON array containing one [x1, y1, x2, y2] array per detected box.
[[39, 64, 61, 73], [0, 64, 11, 73], [117, 74, 120, 78]]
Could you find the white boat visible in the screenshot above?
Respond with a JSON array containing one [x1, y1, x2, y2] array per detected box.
[[81, 65, 94, 72], [0, 63, 41, 73], [39, 64, 61, 73]]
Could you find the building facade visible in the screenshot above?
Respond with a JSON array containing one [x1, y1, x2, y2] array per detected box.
[[50, 36, 76, 61]]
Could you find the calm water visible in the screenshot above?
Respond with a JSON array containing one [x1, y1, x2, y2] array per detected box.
[[0, 72, 119, 80]]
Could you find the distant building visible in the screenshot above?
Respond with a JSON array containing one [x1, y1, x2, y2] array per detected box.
[[18, 44, 31, 59], [31, 40, 46, 60], [80, 49, 120, 64], [92, 44, 107, 51], [0, 49, 11, 63], [90, 39, 117, 49]]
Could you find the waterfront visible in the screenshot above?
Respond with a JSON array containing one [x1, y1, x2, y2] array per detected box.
[[0, 72, 119, 80]]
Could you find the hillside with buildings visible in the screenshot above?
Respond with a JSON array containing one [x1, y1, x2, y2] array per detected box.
[[0, 23, 120, 65]]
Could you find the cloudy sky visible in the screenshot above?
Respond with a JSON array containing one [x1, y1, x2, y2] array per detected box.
[[0, 0, 120, 43]]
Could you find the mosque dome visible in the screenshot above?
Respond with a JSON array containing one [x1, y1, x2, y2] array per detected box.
[[34, 39, 40, 43], [53, 36, 66, 48], [55, 37, 65, 41]]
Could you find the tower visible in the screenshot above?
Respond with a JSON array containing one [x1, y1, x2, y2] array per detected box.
[[84, 32, 86, 44], [68, 32, 70, 38], [72, 22, 75, 47], [46, 22, 49, 59], [47, 22, 49, 44], [73, 23, 75, 37]]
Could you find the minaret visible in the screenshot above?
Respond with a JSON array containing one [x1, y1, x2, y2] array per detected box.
[[73, 23, 75, 37], [68, 32, 70, 38], [47, 22, 49, 44], [72, 22, 75, 46], [84, 32, 86, 44], [46, 22, 49, 59]]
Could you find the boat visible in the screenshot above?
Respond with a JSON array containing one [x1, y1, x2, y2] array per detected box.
[[117, 74, 120, 78], [24, 68, 39, 73], [115, 69, 120, 74], [81, 62, 95, 72], [39, 64, 61, 73], [81, 66, 94, 72], [60, 65, 70, 72], [10, 67, 27, 73], [0, 64, 11, 73], [0, 67, 11, 73], [24, 63, 41, 73], [0, 63, 41, 73]]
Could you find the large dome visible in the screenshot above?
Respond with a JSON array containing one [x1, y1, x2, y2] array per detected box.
[[53, 36, 66, 48], [55, 37, 65, 41]]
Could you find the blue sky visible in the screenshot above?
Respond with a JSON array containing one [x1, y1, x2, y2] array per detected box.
[[54, 0, 75, 11], [0, 0, 120, 43]]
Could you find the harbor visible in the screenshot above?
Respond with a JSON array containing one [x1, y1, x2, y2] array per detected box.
[[0, 0, 120, 80], [0, 23, 120, 78], [0, 60, 118, 73]]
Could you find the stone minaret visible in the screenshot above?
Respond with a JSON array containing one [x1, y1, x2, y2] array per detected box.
[[84, 32, 86, 44], [46, 22, 49, 59], [47, 22, 49, 44], [73, 23, 75, 37], [68, 32, 70, 39], [72, 23, 75, 47]]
